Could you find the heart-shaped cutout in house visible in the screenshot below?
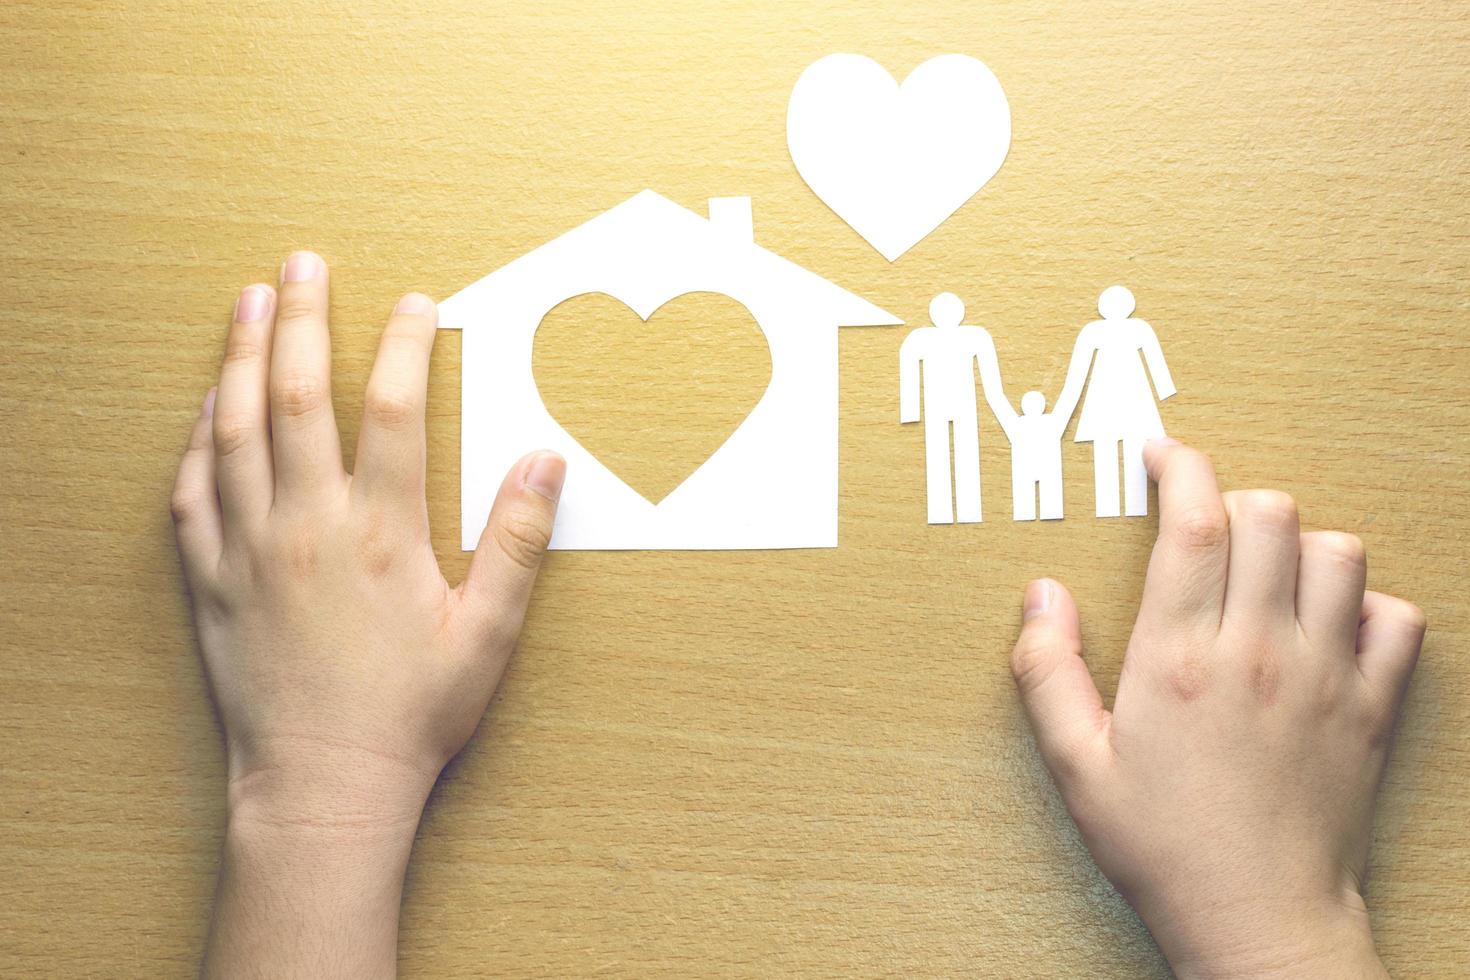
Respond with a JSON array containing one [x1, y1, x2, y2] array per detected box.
[[533, 291, 773, 504]]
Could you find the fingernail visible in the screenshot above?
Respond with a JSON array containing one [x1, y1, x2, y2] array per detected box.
[[281, 251, 323, 283], [1023, 579, 1053, 622], [234, 284, 270, 322], [522, 451, 566, 502], [201, 387, 217, 419], [394, 292, 435, 316]]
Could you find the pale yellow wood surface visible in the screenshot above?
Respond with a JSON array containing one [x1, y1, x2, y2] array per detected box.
[[3, 2, 1468, 976]]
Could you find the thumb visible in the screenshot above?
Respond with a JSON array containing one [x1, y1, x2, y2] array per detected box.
[[1010, 578, 1111, 784], [457, 451, 566, 643]]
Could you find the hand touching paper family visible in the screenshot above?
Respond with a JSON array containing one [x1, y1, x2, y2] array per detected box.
[[801, 53, 1183, 526], [169, 43, 1423, 979], [900, 285, 1176, 523]]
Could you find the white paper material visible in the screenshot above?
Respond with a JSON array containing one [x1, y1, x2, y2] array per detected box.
[[900, 286, 1178, 524], [899, 293, 1005, 523], [787, 53, 1011, 262], [1057, 286, 1178, 517], [990, 391, 1071, 521], [438, 191, 901, 551]]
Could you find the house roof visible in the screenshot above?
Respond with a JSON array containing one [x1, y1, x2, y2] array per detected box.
[[438, 189, 902, 329]]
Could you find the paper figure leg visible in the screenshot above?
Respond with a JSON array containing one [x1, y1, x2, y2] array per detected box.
[[1012, 470, 1037, 521], [1093, 440, 1121, 518], [951, 410, 981, 523], [925, 419, 954, 524], [1038, 458, 1064, 521], [1123, 437, 1149, 517]]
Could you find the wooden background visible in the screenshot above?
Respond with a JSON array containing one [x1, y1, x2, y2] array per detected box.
[[3, 2, 1467, 976]]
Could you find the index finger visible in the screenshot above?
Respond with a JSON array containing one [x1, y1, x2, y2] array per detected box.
[[351, 293, 438, 505], [1137, 438, 1229, 628]]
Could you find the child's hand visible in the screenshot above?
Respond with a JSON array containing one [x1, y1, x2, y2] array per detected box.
[[172, 251, 564, 822], [171, 253, 564, 976], [1010, 440, 1424, 979]]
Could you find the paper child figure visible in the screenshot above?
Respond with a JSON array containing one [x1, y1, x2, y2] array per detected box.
[[899, 293, 1005, 523], [1054, 285, 1177, 517], [989, 390, 1073, 521]]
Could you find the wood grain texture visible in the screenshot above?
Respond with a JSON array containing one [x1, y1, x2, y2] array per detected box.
[[2, 1, 1467, 975]]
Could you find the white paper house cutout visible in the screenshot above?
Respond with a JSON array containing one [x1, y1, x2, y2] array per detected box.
[[438, 190, 902, 551]]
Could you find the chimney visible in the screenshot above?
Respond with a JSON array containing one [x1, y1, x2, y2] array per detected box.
[[708, 197, 753, 243]]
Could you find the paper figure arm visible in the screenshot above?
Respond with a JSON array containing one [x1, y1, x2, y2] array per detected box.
[[1139, 321, 1177, 401], [1046, 412, 1070, 441], [992, 400, 1020, 442], [975, 333, 1014, 429], [899, 332, 922, 423], [1052, 325, 1098, 425]]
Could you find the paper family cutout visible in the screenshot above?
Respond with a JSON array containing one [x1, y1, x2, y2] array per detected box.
[[440, 53, 1180, 549], [788, 53, 1011, 261], [900, 286, 1176, 523], [437, 191, 900, 551]]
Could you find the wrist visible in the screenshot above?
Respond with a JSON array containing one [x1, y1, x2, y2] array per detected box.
[[208, 749, 432, 980], [224, 734, 439, 840], [1157, 897, 1385, 980]]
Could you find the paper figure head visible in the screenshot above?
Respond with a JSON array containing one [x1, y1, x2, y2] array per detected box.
[[1021, 391, 1045, 416], [929, 292, 964, 328], [1098, 285, 1136, 320]]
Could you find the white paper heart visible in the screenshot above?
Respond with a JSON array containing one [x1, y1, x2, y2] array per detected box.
[[787, 53, 1011, 261]]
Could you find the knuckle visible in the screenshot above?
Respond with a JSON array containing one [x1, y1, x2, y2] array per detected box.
[[382, 317, 434, 347], [1010, 632, 1070, 694], [222, 341, 267, 367], [1171, 504, 1229, 552], [280, 526, 321, 579], [222, 327, 266, 366], [170, 489, 199, 525], [273, 294, 319, 327], [1358, 691, 1399, 752], [492, 509, 552, 570], [354, 513, 403, 578], [187, 421, 214, 453], [272, 373, 328, 419], [1313, 531, 1366, 569], [1235, 489, 1298, 531], [363, 384, 420, 430], [212, 414, 257, 460], [1169, 445, 1210, 471], [1162, 654, 1211, 703], [1161, 445, 1217, 482], [1390, 598, 1428, 637], [1244, 645, 1282, 705], [1307, 670, 1345, 716]]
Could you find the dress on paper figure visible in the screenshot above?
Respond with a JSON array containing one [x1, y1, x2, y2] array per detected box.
[[1055, 285, 1177, 517], [899, 293, 1005, 523]]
